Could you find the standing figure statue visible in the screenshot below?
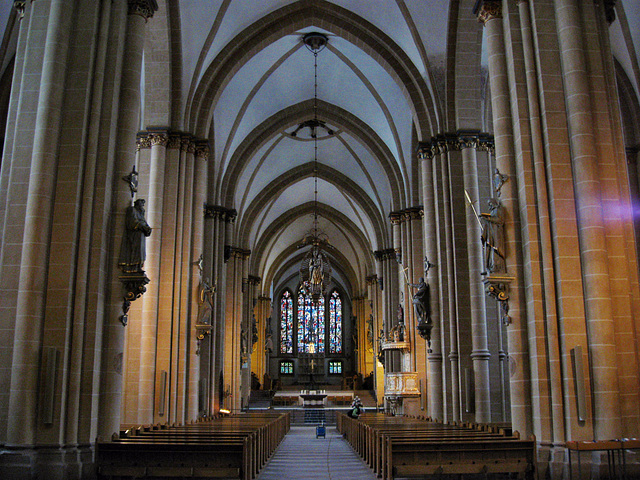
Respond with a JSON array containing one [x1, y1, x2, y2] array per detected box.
[[118, 198, 152, 274], [409, 277, 431, 326], [480, 198, 505, 274]]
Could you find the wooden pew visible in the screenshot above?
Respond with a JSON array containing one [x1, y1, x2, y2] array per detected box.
[[97, 412, 289, 480], [337, 412, 535, 480]]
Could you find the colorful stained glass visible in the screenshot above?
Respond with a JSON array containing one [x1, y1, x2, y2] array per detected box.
[[280, 360, 293, 375], [329, 290, 342, 353], [280, 290, 293, 354], [297, 286, 325, 353], [328, 360, 342, 374]]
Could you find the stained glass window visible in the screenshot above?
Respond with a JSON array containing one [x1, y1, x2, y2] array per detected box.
[[280, 360, 293, 375], [328, 360, 342, 374], [280, 290, 293, 354], [297, 286, 325, 353], [329, 290, 342, 353]]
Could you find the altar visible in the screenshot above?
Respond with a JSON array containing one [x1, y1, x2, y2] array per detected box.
[[299, 389, 327, 407]]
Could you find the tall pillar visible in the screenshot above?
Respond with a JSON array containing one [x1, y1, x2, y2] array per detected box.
[[6, 0, 75, 445], [418, 148, 444, 421], [480, 0, 545, 439], [136, 130, 167, 424], [188, 142, 208, 420], [460, 142, 491, 423], [554, 0, 621, 440], [99, 0, 158, 438], [367, 275, 384, 405]]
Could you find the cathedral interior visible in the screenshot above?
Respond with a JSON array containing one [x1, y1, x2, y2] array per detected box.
[[1, 0, 640, 479]]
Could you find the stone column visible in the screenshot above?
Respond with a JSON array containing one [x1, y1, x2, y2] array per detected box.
[[367, 275, 384, 405], [188, 142, 208, 419], [439, 142, 461, 422], [136, 130, 167, 424], [99, 0, 158, 438], [418, 147, 444, 421], [7, 0, 74, 445], [256, 296, 272, 386], [554, 0, 621, 440], [460, 142, 491, 423]]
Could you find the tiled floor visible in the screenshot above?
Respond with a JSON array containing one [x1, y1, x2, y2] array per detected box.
[[256, 426, 377, 480]]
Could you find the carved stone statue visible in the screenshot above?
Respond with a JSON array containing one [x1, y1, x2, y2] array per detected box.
[[197, 277, 215, 325], [118, 198, 152, 274], [409, 277, 431, 326], [480, 197, 505, 274]]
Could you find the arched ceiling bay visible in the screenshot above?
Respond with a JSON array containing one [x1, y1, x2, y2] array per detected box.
[[178, 0, 445, 296]]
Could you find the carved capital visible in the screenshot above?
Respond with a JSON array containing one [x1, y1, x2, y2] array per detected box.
[[474, 0, 502, 24], [225, 246, 251, 262], [195, 141, 210, 161], [389, 212, 403, 225], [128, 0, 158, 20], [149, 132, 169, 147], [204, 204, 237, 222], [248, 275, 261, 286], [373, 248, 396, 262], [167, 133, 183, 149], [181, 137, 196, 154], [136, 134, 152, 151], [365, 274, 378, 286]]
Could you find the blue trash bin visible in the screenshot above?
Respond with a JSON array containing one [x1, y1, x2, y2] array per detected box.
[[316, 424, 326, 438]]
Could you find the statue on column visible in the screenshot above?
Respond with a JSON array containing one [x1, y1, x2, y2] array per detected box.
[[118, 198, 152, 274], [409, 277, 430, 326], [480, 197, 505, 274]]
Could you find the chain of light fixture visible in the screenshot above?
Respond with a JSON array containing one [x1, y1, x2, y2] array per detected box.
[[299, 32, 331, 305]]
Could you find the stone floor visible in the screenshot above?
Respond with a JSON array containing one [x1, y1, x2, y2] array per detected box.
[[256, 425, 377, 480]]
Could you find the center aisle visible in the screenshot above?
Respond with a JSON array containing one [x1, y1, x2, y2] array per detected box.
[[256, 425, 377, 480]]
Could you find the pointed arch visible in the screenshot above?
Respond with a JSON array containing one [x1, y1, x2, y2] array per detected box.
[[187, 0, 437, 139]]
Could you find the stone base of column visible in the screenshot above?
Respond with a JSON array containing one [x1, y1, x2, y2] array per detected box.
[[0, 444, 95, 480]]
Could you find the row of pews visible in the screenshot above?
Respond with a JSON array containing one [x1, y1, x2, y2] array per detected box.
[[97, 412, 290, 480], [337, 412, 535, 480]]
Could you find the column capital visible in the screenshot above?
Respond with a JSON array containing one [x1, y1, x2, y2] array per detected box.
[[182, 136, 196, 154], [248, 275, 261, 286], [149, 132, 169, 147], [167, 132, 183, 149], [195, 141, 210, 161], [136, 134, 152, 151], [390, 206, 424, 223], [258, 295, 271, 303], [128, 0, 159, 21], [225, 246, 251, 262], [473, 0, 502, 24], [366, 274, 378, 285], [389, 212, 403, 225], [204, 204, 237, 222], [373, 248, 396, 261], [418, 132, 494, 159]]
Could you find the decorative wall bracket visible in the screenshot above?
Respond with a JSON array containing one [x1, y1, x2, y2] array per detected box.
[[416, 319, 434, 348], [195, 323, 213, 355], [119, 272, 150, 325], [484, 274, 513, 325]]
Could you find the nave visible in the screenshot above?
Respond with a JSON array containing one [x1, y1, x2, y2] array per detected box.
[[255, 426, 376, 480]]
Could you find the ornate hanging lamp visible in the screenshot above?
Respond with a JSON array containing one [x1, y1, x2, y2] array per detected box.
[[298, 32, 332, 305]]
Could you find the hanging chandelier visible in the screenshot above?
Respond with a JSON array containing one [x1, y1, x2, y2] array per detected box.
[[298, 32, 332, 305]]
